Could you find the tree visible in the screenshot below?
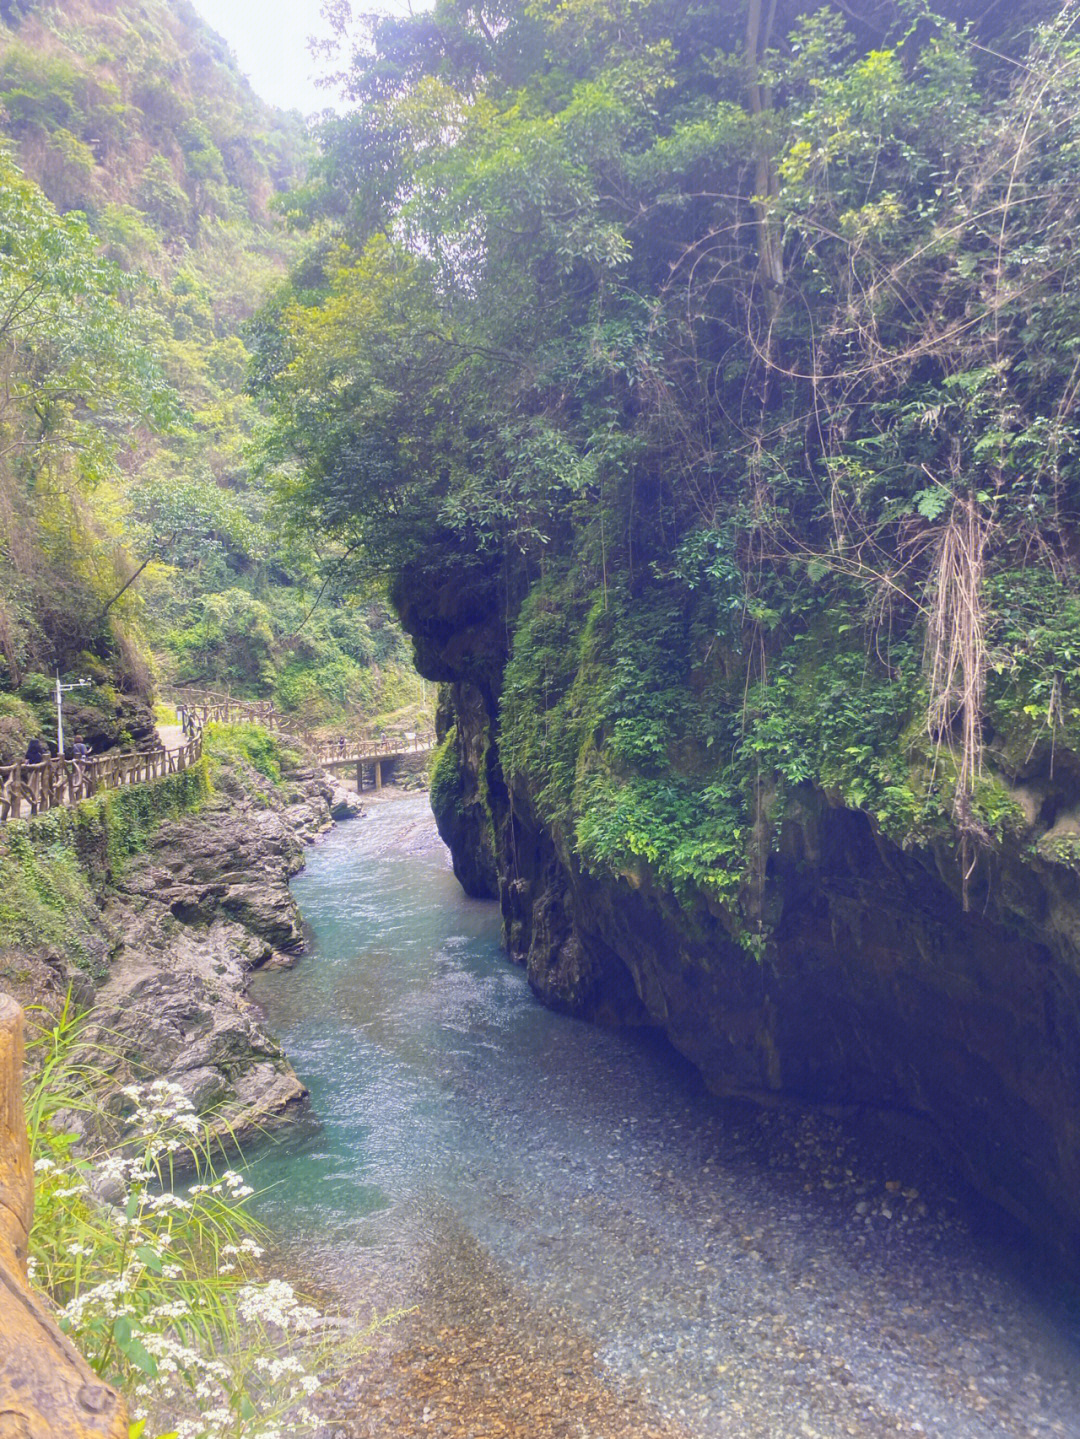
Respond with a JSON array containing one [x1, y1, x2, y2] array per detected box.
[[264, 0, 1080, 901], [0, 145, 170, 682]]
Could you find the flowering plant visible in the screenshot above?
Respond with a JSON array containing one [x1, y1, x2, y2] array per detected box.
[[25, 1001, 333, 1439]]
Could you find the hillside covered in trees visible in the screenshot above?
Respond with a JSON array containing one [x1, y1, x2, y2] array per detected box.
[[0, 0, 423, 759], [257, 0, 1080, 1255]]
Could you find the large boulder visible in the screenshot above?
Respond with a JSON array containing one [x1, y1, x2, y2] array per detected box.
[[329, 784, 363, 820]]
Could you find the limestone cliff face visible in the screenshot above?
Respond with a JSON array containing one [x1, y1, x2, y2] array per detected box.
[[429, 683, 499, 901], [86, 761, 334, 1144], [408, 577, 1080, 1264], [2, 758, 339, 1151]]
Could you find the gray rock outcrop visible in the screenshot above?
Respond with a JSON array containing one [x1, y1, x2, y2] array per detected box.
[[82, 763, 334, 1149], [329, 785, 364, 819]]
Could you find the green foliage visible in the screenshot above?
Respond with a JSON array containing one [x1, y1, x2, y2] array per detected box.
[[25, 1002, 344, 1437], [501, 574, 749, 903], [429, 725, 462, 825], [0, 825, 98, 970], [0, 138, 169, 692], [0, 690, 38, 761], [263, 0, 1080, 924], [985, 568, 1080, 738], [577, 771, 747, 904], [202, 722, 291, 784], [0, 139, 172, 700], [0, 760, 209, 974], [0, 0, 425, 736], [138, 155, 193, 233], [85, 760, 211, 876]]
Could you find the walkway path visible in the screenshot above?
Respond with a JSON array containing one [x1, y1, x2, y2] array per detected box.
[[0, 688, 434, 822], [0, 734, 203, 823], [317, 734, 435, 789], [172, 689, 436, 791], [155, 722, 187, 753]]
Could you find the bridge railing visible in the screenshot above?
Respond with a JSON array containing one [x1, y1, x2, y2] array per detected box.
[[170, 692, 434, 763], [314, 734, 436, 765], [0, 737, 202, 822], [167, 689, 437, 772]]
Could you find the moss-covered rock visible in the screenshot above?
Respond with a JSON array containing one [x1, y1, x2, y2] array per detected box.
[[414, 547, 1080, 1266], [429, 691, 498, 900]]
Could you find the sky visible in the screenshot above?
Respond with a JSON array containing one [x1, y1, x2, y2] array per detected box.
[[189, 0, 357, 115]]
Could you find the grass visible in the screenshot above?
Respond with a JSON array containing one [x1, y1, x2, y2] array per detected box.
[[202, 723, 302, 787], [25, 998, 343, 1439]]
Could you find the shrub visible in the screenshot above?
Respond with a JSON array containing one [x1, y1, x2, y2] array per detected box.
[[203, 722, 292, 784], [0, 691, 38, 761], [26, 1000, 341, 1439]]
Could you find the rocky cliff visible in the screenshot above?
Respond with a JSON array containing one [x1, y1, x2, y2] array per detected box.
[[88, 761, 335, 1143], [414, 581, 1080, 1268], [0, 748, 347, 1150]]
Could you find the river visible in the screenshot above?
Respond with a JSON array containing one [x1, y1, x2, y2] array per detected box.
[[245, 793, 1080, 1438]]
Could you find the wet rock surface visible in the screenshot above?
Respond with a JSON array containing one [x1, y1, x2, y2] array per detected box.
[[82, 762, 339, 1144]]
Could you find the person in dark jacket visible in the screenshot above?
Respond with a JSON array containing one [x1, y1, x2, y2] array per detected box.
[[24, 736, 48, 764], [72, 735, 89, 761]]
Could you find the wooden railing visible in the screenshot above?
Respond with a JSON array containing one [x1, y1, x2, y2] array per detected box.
[[0, 736, 202, 822], [0, 683, 432, 823], [314, 733, 436, 766], [170, 689, 435, 768], [170, 689, 302, 741]]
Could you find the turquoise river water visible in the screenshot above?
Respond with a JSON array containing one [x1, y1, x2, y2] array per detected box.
[[245, 794, 1080, 1439]]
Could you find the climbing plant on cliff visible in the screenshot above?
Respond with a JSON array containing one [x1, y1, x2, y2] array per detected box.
[[264, 0, 1080, 918]]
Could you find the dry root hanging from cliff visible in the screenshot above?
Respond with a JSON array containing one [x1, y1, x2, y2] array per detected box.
[[925, 496, 990, 906]]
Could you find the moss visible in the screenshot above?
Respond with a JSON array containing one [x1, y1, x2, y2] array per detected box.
[[429, 724, 462, 829], [0, 758, 210, 977], [82, 759, 211, 876], [498, 561, 1050, 939], [0, 826, 99, 973], [492, 544, 1080, 948], [430, 717, 499, 897]]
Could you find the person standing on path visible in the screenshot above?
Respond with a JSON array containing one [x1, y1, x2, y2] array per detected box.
[[71, 733, 89, 793], [24, 736, 48, 765]]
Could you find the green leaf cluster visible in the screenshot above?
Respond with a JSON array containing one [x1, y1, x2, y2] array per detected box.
[[255, 0, 1080, 921]]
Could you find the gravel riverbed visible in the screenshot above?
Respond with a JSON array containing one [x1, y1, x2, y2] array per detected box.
[[247, 795, 1080, 1439]]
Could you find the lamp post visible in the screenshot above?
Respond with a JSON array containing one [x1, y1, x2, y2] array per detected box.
[[55, 673, 91, 758]]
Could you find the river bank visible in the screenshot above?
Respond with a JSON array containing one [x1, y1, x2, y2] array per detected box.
[[0, 741, 363, 1150], [246, 796, 1080, 1439]]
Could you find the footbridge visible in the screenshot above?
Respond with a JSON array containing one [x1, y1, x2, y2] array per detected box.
[[0, 688, 434, 824], [314, 734, 436, 790], [171, 689, 435, 790]]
